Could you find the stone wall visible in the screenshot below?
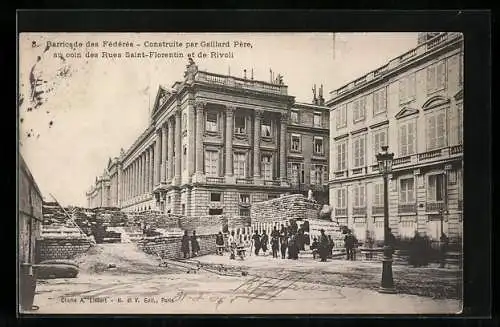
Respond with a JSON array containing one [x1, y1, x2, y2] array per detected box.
[[250, 194, 322, 223], [137, 234, 217, 259], [178, 215, 225, 235], [36, 238, 92, 262]]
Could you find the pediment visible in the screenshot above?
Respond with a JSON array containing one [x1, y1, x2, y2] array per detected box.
[[454, 89, 463, 101], [422, 95, 451, 111], [395, 107, 419, 120], [152, 85, 172, 114]]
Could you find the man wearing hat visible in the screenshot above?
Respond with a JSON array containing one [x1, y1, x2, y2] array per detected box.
[[319, 229, 329, 262]]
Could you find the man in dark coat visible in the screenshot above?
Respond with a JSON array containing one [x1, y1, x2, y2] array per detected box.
[[319, 229, 329, 262], [215, 231, 225, 255], [439, 232, 449, 268], [328, 235, 334, 259], [310, 237, 319, 259], [280, 232, 288, 259], [261, 230, 269, 255], [191, 230, 200, 257], [252, 230, 261, 256], [181, 230, 190, 259], [344, 229, 355, 260]]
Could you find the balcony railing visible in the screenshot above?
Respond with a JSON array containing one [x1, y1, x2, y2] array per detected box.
[[418, 149, 442, 161], [335, 171, 347, 178], [372, 206, 385, 215], [264, 179, 280, 186], [450, 144, 463, 154], [206, 177, 224, 184], [236, 178, 253, 185], [393, 155, 412, 166], [426, 201, 445, 212], [353, 207, 367, 216], [335, 208, 347, 216], [352, 167, 364, 175], [195, 71, 288, 95], [427, 33, 449, 50], [398, 203, 417, 213]]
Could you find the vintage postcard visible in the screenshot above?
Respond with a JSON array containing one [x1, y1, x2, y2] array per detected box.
[[18, 32, 463, 315]]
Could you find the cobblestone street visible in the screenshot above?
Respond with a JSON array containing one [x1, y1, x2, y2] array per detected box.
[[29, 244, 462, 314]]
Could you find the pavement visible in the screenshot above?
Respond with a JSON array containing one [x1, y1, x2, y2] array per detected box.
[[25, 244, 462, 315]]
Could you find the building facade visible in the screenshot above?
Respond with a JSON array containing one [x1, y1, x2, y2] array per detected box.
[[86, 62, 329, 217], [327, 32, 463, 242]]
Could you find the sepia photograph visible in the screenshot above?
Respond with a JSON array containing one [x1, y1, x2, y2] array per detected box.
[[18, 31, 464, 315]]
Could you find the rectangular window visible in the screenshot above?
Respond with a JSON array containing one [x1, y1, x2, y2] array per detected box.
[[312, 165, 323, 185], [181, 204, 185, 215], [288, 162, 302, 184], [314, 136, 324, 155], [427, 60, 446, 94], [336, 104, 347, 129], [234, 115, 246, 134], [427, 174, 445, 201], [206, 111, 218, 132], [400, 178, 415, 204], [205, 150, 218, 176], [261, 155, 273, 180], [399, 121, 416, 156], [399, 74, 416, 104], [336, 140, 347, 171], [426, 110, 447, 150], [353, 135, 366, 168], [353, 184, 366, 208], [290, 134, 301, 152], [290, 110, 299, 124], [239, 207, 250, 216], [233, 153, 246, 178], [352, 97, 366, 122], [313, 112, 322, 127], [373, 183, 384, 206], [209, 208, 223, 215], [261, 117, 272, 137], [239, 194, 250, 203], [336, 188, 347, 209], [210, 192, 221, 202], [373, 87, 387, 115], [373, 129, 387, 163]]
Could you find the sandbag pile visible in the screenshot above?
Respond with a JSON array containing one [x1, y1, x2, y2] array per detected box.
[[250, 194, 322, 224]]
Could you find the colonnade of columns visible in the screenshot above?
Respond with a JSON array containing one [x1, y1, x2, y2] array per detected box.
[[112, 101, 289, 208]]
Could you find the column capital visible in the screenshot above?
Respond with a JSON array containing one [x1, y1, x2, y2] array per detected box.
[[444, 164, 453, 171], [255, 109, 264, 119], [175, 107, 182, 117], [225, 105, 236, 116], [280, 112, 289, 122], [194, 100, 206, 112], [413, 168, 421, 176]]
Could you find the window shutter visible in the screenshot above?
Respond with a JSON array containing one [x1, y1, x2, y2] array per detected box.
[[381, 88, 387, 112], [360, 185, 365, 206], [437, 61, 445, 90], [373, 91, 379, 114], [342, 105, 347, 125], [399, 79, 405, 103], [337, 189, 342, 208], [360, 97, 366, 119], [408, 179, 415, 202], [427, 175, 436, 201], [310, 167, 316, 185], [408, 122, 415, 154], [458, 104, 463, 144], [409, 74, 416, 99], [400, 180, 406, 203], [287, 162, 292, 181], [427, 65, 436, 93], [427, 115, 436, 150], [437, 111, 446, 148], [360, 136, 365, 166], [400, 124, 407, 156]]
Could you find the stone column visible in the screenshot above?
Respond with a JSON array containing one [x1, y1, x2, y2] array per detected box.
[[154, 131, 161, 186], [195, 101, 205, 175], [187, 100, 196, 179], [142, 153, 146, 194], [174, 109, 182, 185], [280, 113, 288, 184], [161, 124, 168, 183], [117, 164, 122, 207], [225, 105, 235, 178], [253, 110, 263, 180], [168, 118, 174, 181], [134, 159, 138, 197], [138, 155, 142, 195]]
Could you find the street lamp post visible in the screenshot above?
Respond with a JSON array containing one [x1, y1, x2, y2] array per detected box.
[[376, 145, 396, 294]]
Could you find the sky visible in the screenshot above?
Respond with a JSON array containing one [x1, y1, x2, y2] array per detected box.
[[18, 32, 418, 206]]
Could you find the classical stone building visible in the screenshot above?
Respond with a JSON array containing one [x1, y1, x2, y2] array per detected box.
[[86, 62, 329, 218], [327, 32, 463, 242]]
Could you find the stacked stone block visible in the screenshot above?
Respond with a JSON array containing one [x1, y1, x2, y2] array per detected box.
[[137, 234, 217, 259], [36, 238, 92, 262]]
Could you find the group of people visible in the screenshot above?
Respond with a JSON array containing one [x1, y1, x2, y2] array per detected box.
[[310, 230, 335, 262], [181, 230, 200, 259]]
